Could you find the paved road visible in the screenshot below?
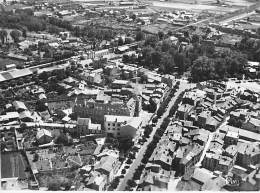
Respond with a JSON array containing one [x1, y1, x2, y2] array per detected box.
[[219, 11, 256, 25], [117, 81, 195, 191]]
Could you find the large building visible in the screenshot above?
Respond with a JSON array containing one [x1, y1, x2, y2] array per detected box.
[[74, 98, 136, 123], [104, 115, 142, 138], [71, 117, 102, 136]]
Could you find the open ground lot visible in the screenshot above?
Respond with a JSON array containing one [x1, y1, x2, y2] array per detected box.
[[165, 0, 255, 7], [1, 152, 27, 179], [151, 1, 240, 14]]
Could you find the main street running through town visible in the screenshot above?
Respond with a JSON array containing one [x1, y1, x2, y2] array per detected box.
[[117, 80, 196, 190]]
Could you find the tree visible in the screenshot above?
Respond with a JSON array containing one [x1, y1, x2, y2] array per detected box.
[[174, 53, 186, 74], [144, 35, 158, 48], [22, 28, 27, 38], [257, 27, 260, 36], [135, 31, 145, 41], [0, 30, 7, 44], [33, 153, 39, 162], [191, 34, 200, 44], [118, 37, 124, 46], [159, 54, 175, 74], [1, 83, 8, 90], [127, 179, 137, 187], [55, 133, 72, 145], [161, 40, 171, 52], [126, 159, 133, 164], [191, 56, 215, 82], [121, 169, 126, 174], [158, 31, 164, 40], [122, 54, 130, 63], [24, 48, 32, 56], [10, 30, 21, 43], [130, 14, 136, 21], [152, 117, 158, 123], [110, 177, 120, 189], [167, 30, 173, 36], [144, 125, 153, 137], [151, 51, 162, 67], [39, 71, 49, 82], [48, 178, 61, 191]]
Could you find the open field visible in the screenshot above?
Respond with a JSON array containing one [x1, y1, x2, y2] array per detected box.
[[164, 0, 255, 7], [222, 11, 260, 30], [151, 1, 240, 13]]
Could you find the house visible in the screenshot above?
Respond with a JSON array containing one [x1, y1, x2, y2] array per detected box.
[[182, 91, 204, 106], [242, 117, 260, 134], [0, 112, 19, 124], [104, 64, 121, 81], [174, 143, 203, 176], [149, 139, 176, 170], [217, 155, 234, 175], [116, 45, 129, 54], [176, 104, 193, 120], [192, 129, 209, 146], [5, 64, 16, 71], [104, 115, 142, 138], [223, 145, 238, 160], [19, 111, 34, 122], [74, 98, 136, 124], [95, 149, 120, 184], [0, 68, 33, 84], [138, 167, 171, 191], [111, 79, 130, 89], [202, 152, 220, 171], [236, 142, 260, 168], [86, 171, 107, 191], [224, 130, 239, 146], [36, 129, 53, 145], [82, 71, 102, 85], [205, 117, 219, 132], [73, 117, 102, 136], [168, 36, 178, 45], [63, 77, 78, 86], [12, 101, 27, 112], [197, 111, 211, 128], [191, 168, 215, 186], [220, 124, 260, 142]]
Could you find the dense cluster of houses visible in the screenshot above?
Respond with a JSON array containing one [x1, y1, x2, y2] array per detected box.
[[135, 79, 260, 191]]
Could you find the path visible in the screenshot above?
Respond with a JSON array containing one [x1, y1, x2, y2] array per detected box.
[[117, 81, 195, 190]]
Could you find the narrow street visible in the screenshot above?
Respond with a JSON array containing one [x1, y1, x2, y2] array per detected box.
[[195, 116, 230, 167], [117, 81, 195, 190]]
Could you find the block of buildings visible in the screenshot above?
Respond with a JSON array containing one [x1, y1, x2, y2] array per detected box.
[[104, 115, 142, 138]]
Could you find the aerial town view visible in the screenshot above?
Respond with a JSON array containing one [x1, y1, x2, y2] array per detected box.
[[0, 0, 260, 191]]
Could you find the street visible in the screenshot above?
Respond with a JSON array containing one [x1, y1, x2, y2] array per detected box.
[[117, 80, 195, 190], [219, 11, 256, 25], [195, 116, 229, 167]]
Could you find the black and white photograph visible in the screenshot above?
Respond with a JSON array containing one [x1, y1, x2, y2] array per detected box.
[[0, 0, 260, 191]]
